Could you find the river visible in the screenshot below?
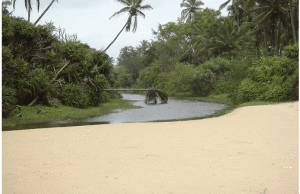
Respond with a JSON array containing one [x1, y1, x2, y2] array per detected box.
[[3, 93, 230, 131]]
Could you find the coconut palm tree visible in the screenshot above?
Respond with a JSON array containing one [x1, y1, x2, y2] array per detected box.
[[12, 0, 40, 22], [289, 0, 298, 44], [34, 0, 58, 26], [247, 0, 289, 55], [192, 17, 248, 58], [219, 0, 243, 28], [104, 0, 153, 52], [180, 0, 204, 23]]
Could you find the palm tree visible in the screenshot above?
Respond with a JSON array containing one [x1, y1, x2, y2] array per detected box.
[[192, 17, 248, 58], [289, 0, 298, 44], [247, 0, 289, 55], [180, 0, 204, 23], [104, 0, 153, 52], [219, 0, 242, 28], [12, 0, 40, 22], [34, 0, 58, 26]]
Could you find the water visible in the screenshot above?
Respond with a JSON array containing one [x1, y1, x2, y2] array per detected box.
[[52, 93, 230, 125], [3, 93, 229, 131]]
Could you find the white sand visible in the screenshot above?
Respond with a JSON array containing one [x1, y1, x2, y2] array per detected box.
[[3, 102, 299, 194]]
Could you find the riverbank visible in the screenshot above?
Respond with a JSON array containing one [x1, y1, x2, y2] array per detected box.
[[3, 101, 298, 193], [2, 98, 140, 128], [2, 93, 289, 130]]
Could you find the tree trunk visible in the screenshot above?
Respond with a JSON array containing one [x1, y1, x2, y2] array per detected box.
[[263, 27, 267, 50], [104, 18, 130, 52], [289, 0, 297, 44], [274, 16, 280, 56], [51, 61, 70, 82], [34, 0, 56, 26], [28, 6, 31, 22]]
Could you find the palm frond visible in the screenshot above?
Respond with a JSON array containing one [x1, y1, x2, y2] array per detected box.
[[133, 16, 138, 32], [136, 10, 146, 18], [109, 7, 131, 19], [36, 0, 40, 11], [125, 16, 132, 32], [180, 2, 191, 8], [139, 4, 153, 10], [219, 0, 231, 10], [194, 1, 204, 7], [115, 0, 131, 6]]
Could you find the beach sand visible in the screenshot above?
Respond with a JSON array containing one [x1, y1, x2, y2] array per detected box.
[[3, 102, 299, 194]]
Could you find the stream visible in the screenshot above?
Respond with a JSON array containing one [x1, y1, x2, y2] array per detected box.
[[3, 93, 230, 131]]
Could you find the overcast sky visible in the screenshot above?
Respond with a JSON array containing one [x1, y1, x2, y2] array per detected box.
[[7, 0, 228, 63]]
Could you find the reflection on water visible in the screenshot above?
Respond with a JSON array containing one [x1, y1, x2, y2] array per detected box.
[[52, 93, 230, 125], [3, 93, 230, 131]]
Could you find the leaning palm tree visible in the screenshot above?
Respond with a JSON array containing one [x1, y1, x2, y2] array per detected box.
[[104, 0, 153, 52], [12, 0, 40, 22], [34, 0, 58, 26], [12, 0, 58, 25], [180, 0, 204, 23]]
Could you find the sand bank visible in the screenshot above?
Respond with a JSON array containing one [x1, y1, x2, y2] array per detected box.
[[3, 102, 299, 194]]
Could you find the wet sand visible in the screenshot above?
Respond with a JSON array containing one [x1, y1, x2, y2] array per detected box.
[[3, 102, 299, 194]]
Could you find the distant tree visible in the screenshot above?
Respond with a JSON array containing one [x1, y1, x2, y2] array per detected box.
[[104, 0, 153, 52], [180, 0, 204, 23], [246, 0, 289, 55], [2, 0, 12, 15]]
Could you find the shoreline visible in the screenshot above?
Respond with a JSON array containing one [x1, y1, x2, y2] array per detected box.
[[3, 101, 299, 193]]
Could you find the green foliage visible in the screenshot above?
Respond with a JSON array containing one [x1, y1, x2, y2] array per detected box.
[[159, 63, 195, 95], [29, 68, 54, 101], [60, 84, 89, 108], [87, 75, 110, 106], [191, 66, 216, 96], [2, 86, 18, 118], [283, 44, 299, 59], [134, 65, 159, 88], [236, 55, 299, 103], [2, 13, 115, 118]]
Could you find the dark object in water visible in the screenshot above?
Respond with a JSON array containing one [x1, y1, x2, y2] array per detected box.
[[144, 88, 168, 104]]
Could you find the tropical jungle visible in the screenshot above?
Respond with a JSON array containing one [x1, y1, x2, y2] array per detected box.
[[2, 0, 299, 127]]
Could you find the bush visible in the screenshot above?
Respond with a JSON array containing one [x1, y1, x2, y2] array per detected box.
[[30, 68, 54, 102], [2, 86, 18, 118], [162, 63, 195, 95], [87, 74, 110, 106], [191, 66, 216, 96], [60, 84, 89, 108], [236, 54, 299, 103], [283, 44, 298, 59]]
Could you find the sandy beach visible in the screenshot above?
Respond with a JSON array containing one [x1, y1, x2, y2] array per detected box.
[[3, 102, 299, 194]]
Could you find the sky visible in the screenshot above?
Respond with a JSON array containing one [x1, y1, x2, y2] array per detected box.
[[7, 0, 229, 63]]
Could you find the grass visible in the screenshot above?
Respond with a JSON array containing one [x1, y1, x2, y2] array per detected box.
[[172, 93, 234, 105], [2, 98, 140, 128]]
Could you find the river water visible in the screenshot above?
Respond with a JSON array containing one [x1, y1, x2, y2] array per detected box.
[[3, 93, 230, 131], [53, 93, 229, 124]]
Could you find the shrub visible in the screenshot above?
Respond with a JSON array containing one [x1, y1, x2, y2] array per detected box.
[[30, 68, 54, 102], [60, 84, 89, 108], [236, 54, 299, 103], [2, 86, 17, 118], [283, 44, 298, 59], [191, 67, 216, 96], [87, 74, 110, 106]]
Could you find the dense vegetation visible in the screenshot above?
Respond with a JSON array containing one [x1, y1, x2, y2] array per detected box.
[[2, 0, 299, 121], [113, 1, 298, 104], [2, 13, 115, 118]]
